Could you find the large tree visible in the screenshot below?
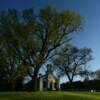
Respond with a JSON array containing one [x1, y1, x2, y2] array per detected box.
[[0, 5, 82, 91], [0, 9, 29, 90]]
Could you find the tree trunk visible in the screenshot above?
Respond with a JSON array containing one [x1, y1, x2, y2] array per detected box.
[[32, 69, 39, 91], [69, 80, 73, 91], [11, 83, 16, 91], [32, 76, 38, 91]]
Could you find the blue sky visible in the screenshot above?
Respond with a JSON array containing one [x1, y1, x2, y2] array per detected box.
[[0, 0, 100, 71]]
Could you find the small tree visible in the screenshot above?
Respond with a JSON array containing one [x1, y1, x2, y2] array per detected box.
[[0, 47, 27, 90], [53, 46, 92, 90], [95, 70, 100, 80]]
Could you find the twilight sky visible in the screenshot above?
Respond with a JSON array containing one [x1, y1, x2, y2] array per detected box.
[[0, 0, 100, 71]]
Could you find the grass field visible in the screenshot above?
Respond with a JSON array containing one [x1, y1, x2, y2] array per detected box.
[[0, 92, 100, 100]]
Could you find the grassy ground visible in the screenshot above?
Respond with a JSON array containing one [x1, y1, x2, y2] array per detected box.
[[0, 92, 100, 100]]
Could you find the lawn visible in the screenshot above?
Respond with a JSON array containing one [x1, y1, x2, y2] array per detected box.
[[0, 92, 100, 100]]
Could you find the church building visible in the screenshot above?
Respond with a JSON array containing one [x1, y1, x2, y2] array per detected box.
[[38, 64, 60, 91]]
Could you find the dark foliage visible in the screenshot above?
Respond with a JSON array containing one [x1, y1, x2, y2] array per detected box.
[[61, 79, 100, 91]]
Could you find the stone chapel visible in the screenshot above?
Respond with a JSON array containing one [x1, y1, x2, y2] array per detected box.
[[38, 64, 60, 91]]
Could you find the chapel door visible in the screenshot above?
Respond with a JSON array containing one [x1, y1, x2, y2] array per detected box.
[[50, 82, 52, 90]]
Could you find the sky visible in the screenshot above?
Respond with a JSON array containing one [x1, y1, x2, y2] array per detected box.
[[0, 0, 100, 71]]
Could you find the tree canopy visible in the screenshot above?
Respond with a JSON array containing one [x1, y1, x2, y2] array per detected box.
[[0, 5, 85, 91]]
